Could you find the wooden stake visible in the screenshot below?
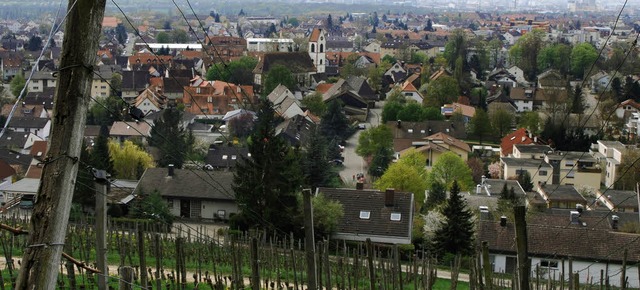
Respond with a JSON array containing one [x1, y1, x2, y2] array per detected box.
[[514, 206, 530, 290], [15, 0, 107, 287]]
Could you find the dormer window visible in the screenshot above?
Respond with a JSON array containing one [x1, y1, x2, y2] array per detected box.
[[222, 155, 228, 160], [359, 210, 370, 220], [390, 213, 402, 221]]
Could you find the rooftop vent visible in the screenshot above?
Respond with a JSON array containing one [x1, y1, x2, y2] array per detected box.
[[570, 211, 580, 224], [500, 216, 507, 227]]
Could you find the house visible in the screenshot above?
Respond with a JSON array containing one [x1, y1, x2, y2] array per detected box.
[[397, 80, 423, 103], [441, 102, 476, 123], [6, 117, 51, 141], [0, 130, 43, 155], [109, 121, 152, 144], [121, 69, 152, 101], [537, 69, 566, 90], [500, 128, 540, 157], [627, 111, 640, 141], [400, 132, 471, 166], [131, 85, 167, 115], [590, 140, 626, 188], [204, 145, 250, 170], [0, 159, 16, 192], [308, 28, 326, 74], [322, 79, 368, 122], [317, 187, 414, 244], [203, 36, 246, 63], [389, 120, 466, 152], [275, 114, 316, 147], [28, 71, 57, 93], [477, 216, 640, 288], [24, 140, 47, 179], [181, 77, 256, 119], [503, 30, 522, 45], [135, 166, 238, 220], [512, 144, 552, 159], [509, 87, 535, 112], [595, 189, 639, 213], [253, 52, 317, 91], [345, 75, 377, 104], [0, 148, 33, 177], [1, 178, 40, 206], [383, 62, 408, 84], [0, 51, 23, 81], [590, 71, 611, 93], [267, 84, 304, 119], [506, 66, 527, 85], [535, 183, 587, 209], [500, 157, 553, 185], [246, 38, 294, 52], [615, 99, 640, 122], [543, 151, 600, 189], [476, 179, 526, 197]]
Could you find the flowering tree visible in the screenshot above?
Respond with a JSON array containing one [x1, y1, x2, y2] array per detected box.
[[488, 161, 502, 179]]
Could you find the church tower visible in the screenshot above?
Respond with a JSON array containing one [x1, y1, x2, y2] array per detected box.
[[308, 28, 326, 73]]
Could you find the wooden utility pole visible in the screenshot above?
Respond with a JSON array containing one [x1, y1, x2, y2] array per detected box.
[[15, 0, 106, 288], [303, 189, 317, 290], [94, 169, 109, 290], [514, 205, 530, 290]]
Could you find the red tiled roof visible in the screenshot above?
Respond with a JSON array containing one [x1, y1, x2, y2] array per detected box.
[[0, 159, 16, 180], [102, 16, 119, 28], [309, 28, 322, 42], [29, 140, 47, 159], [500, 128, 533, 156], [315, 83, 333, 94]]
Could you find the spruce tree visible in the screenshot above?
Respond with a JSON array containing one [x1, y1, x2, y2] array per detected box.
[[73, 142, 95, 209], [233, 98, 303, 235], [320, 100, 352, 143], [90, 125, 114, 175], [432, 181, 475, 256], [149, 108, 191, 168], [301, 127, 337, 190], [425, 181, 446, 211]]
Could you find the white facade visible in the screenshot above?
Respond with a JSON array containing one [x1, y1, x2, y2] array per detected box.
[[491, 254, 639, 288], [308, 29, 326, 74], [167, 198, 238, 220], [246, 38, 293, 52]]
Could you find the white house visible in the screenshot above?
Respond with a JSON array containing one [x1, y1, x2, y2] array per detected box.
[[267, 84, 304, 119], [246, 38, 294, 52], [590, 140, 626, 188]]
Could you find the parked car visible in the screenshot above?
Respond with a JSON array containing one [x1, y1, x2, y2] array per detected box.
[[358, 123, 366, 130]]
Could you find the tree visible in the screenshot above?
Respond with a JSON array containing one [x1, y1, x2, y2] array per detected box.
[[497, 184, 522, 219], [425, 181, 446, 210], [356, 124, 393, 158], [425, 19, 433, 31], [427, 151, 474, 191], [381, 100, 403, 123], [424, 75, 459, 107], [570, 43, 598, 79], [110, 73, 122, 97], [518, 171, 534, 192], [490, 108, 515, 139], [615, 149, 640, 190], [170, 29, 189, 43], [228, 111, 255, 139], [397, 102, 427, 122], [468, 109, 492, 144], [206, 56, 258, 85], [432, 181, 475, 256], [115, 23, 127, 45], [443, 29, 467, 71], [509, 29, 545, 81], [130, 190, 174, 225], [301, 193, 343, 239], [108, 140, 155, 179], [518, 111, 541, 134], [570, 84, 586, 114], [368, 146, 394, 179], [87, 95, 127, 126], [149, 108, 193, 168], [72, 142, 95, 209], [375, 153, 428, 207], [326, 14, 333, 30], [9, 73, 26, 97], [27, 35, 42, 51], [320, 100, 352, 143], [232, 98, 302, 234], [90, 125, 114, 174], [301, 128, 339, 190], [467, 157, 485, 185], [156, 31, 171, 43], [537, 43, 572, 75], [264, 64, 296, 95], [301, 92, 327, 116]]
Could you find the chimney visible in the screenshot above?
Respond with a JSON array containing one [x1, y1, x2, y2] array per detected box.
[[481, 175, 487, 185], [396, 120, 402, 128], [479, 206, 490, 220], [356, 182, 364, 190], [168, 164, 175, 177], [611, 215, 619, 230], [384, 188, 395, 207], [500, 216, 507, 227], [570, 211, 580, 224], [476, 184, 482, 195], [576, 203, 584, 213]]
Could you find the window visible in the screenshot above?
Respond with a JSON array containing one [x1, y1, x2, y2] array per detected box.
[[516, 169, 526, 176], [390, 213, 402, 221], [319, 44, 324, 52], [310, 43, 315, 52], [540, 260, 558, 268], [566, 171, 574, 178], [539, 170, 547, 176], [222, 155, 228, 160], [217, 210, 226, 219], [207, 97, 213, 103], [565, 161, 574, 167], [167, 199, 173, 209], [359, 210, 370, 220]]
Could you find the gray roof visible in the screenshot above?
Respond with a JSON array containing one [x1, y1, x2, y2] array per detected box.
[[514, 144, 552, 154], [2, 178, 40, 195], [480, 179, 526, 196], [136, 167, 235, 200], [318, 187, 414, 244], [501, 157, 553, 168], [600, 190, 639, 209], [545, 151, 597, 163], [8, 117, 49, 129], [0, 130, 40, 149], [539, 184, 586, 202], [204, 145, 250, 169]]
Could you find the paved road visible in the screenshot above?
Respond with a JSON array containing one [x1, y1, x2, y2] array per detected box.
[[339, 101, 384, 187]]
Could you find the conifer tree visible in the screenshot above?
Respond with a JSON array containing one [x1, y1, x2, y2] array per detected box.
[[301, 127, 338, 190], [232, 98, 303, 235], [90, 125, 113, 175], [432, 181, 475, 256], [320, 100, 352, 143], [149, 108, 192, 168]]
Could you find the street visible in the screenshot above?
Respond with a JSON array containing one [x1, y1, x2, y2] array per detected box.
[[339, 101, 383, 187]]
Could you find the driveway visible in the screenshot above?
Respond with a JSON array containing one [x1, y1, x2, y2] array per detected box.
[[339, 102, 384, 186]]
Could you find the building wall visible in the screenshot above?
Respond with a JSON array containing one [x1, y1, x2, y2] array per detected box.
[[91, 79, 110, 98], [491, 254, 639, 288], [503, 163, 550, 185], [167, 198, 238, 220]]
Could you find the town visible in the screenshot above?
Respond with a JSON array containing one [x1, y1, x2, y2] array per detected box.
[[0, 0, 639, 288]]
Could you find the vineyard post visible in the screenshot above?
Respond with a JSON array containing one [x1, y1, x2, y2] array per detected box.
[[14, 0, 107, 287], [250, 237, 260, 290], [514, 205, 530, 290], [137, 228, 147, 288], [94, 169, 109, 290], [303, 188, 317, 290]]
